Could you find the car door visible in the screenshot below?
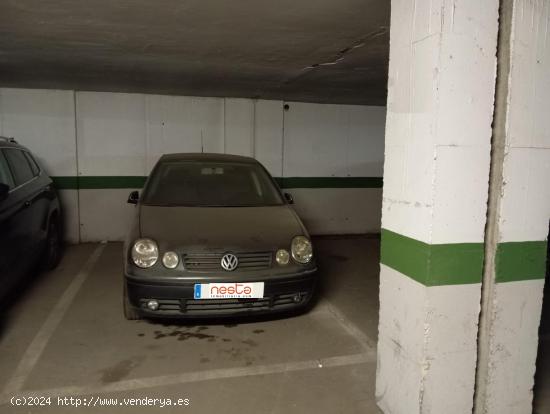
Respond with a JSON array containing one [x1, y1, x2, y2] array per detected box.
[[0, 149, 29, 298], [22, 150, 51, 244], [1, 149, 41, 281]]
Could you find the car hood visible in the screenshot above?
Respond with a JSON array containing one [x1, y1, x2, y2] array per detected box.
[[139, 205, 306, 251]]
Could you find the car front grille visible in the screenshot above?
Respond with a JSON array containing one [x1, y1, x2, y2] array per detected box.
[[139, 292, 309, 315], [182, 251, 272, 272]]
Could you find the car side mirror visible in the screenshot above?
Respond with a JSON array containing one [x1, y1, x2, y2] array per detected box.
[[127, 190, 139, 204], [0, 183, 9, 202], [284, 192, 294, 205]]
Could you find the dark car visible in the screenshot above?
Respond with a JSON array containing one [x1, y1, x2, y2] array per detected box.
[[123, 153, 317, 319], [0, 137, 62, 303]]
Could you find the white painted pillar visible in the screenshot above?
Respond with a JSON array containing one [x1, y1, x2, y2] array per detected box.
[[475, 1, 550, 413], [376, 1, 499, 413]]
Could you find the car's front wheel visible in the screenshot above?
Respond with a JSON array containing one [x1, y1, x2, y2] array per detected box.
[[123, 282, 141, 320], [41, 215, 62, 271]]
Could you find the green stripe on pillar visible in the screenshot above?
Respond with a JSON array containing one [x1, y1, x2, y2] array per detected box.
[[495, 241, 548, 283], [380, 229, 484, 286]]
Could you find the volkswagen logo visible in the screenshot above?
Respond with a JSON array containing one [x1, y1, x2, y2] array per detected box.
[[221, 253, 239, 271]]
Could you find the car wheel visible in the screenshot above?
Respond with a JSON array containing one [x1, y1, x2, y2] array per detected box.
[[42, 216, 62, 271], [123, 282, 141, 320]]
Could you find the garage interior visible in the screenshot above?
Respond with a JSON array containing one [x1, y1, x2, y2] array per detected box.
[[0, 1, 549, 413]]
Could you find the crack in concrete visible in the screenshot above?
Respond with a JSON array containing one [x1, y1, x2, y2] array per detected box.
[[276, 27, 389, 89], [306, 27, 388, 70]]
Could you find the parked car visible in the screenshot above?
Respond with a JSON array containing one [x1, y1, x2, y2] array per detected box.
[[123, 153, 317, 319], [0, 137, 62, 304]]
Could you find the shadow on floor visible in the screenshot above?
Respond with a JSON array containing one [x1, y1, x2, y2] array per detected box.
[[0, 261, 49, 339]]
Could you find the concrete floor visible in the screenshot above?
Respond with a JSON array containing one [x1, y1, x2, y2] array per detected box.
[[0, 237, 382, 413], [1, 236, 548, 413]]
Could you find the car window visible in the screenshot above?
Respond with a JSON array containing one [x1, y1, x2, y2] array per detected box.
[[3, 149, 35, 186], [0, 150, 15, 189], [142, 161, 284, 207], [23, 151, 40, 177]]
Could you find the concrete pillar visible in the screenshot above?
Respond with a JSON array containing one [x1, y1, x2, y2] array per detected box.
[[475, 1, 550, 413], [376, 1, 499, 413]]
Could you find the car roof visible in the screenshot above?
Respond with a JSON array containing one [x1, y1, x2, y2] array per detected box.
[[159, 153, 258, 164], [0, 137, 27, 150]]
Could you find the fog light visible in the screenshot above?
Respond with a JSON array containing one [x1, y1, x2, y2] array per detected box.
[[276, 249, 290, 265], [162, 251, 179, 269], [147, 300, 159, 311], [292, 293, 302, 303]]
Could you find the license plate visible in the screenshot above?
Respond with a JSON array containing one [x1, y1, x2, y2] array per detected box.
[[194, 282, 264, 299]]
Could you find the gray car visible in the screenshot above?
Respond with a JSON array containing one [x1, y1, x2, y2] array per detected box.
[[0, 137, 62, 305], [123, 153, 318, 319]]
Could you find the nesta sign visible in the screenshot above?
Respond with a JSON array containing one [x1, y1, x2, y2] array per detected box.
[[210, 283, 252, 295]]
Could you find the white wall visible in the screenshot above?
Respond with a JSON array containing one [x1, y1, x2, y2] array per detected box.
[[0, 88, 386, 242], [283, 102, 385, 177]]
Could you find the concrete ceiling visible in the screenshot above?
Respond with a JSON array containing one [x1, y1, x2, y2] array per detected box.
[[0, 0, 389, 105]]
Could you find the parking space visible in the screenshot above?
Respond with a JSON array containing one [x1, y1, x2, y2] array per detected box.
[[0, 237, 381, 413]]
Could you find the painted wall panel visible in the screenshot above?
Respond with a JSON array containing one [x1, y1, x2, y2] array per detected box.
[[283, 102, 385, 177], [0, 88, 76, 176], [79, 189, 138, 242], [345, 105, 386, 177], [290, 188, 382, 234], [224, 98, 254, 156], [283, 102, 349, 177], [57, 190, 80, 243], [254, 100, 284, 176], [145, 95, 224, 171], [76, 92, 147, 176]]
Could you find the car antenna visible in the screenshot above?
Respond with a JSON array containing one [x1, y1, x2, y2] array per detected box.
[[200, 130, 204, 153]]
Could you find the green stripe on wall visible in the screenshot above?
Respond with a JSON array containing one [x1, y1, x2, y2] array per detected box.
[[50, 176, 79, 190], [51, 176, 147, 189], [380, 229, 484, 286], [496, 241, 548, 283], [78, 176, 147, 189], [276, 177, 383, 188], [51, 176, 383, 190]]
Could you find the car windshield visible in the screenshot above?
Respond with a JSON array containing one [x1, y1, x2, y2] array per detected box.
[[141, 160, 284, 207]]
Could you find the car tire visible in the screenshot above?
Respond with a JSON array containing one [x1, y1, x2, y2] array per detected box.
[[41, 215, 62, 271], [123, 282, 141, 320]]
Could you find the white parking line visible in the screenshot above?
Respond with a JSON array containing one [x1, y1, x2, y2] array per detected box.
[[314, 300, 377, 354], [1, 352, 373, 403], [0, 243, 106, 399]]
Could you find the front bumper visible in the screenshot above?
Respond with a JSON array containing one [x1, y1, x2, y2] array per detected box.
[[125, 270, 318, 318]]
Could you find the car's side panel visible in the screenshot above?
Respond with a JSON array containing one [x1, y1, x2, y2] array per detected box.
[[0, 147, 59, 302], [0, 149, 33, 299], [23, 151, 54, 241]]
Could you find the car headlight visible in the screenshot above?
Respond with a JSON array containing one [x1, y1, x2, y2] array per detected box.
[[276, 249, 290, 265], [131, 238, 159, 268], [291, 236, 313, 264], [162, 251, 179, 269]]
